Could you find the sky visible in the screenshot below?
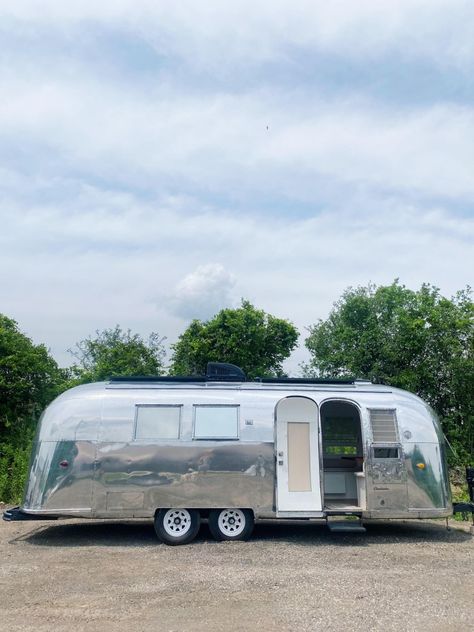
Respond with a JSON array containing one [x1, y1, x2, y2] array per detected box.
[[1, 1, 473, 374]]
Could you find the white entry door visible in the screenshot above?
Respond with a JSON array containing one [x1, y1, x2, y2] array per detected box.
[[276, 397, 322, 513]]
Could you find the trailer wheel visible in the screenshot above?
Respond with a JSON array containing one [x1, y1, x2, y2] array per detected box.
[[154, 509, 200, 545], [208, 508, 254, 541]]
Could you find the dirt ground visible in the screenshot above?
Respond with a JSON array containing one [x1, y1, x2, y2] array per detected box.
[[1, 510, 473, 632]]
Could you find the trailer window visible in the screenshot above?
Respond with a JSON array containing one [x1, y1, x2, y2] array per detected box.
[[373, 447, 400, 459], [134, 405, 181, 440], [193, 405, 239, 440], [369, 409, 399, 443]]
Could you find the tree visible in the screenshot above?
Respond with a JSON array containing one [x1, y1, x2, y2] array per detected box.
[[304, 281, 474, 463], [0, 314, 65, 502], [170, 300, 299, 379], [0, 315, 64, 439], [69, 326, 166, 382]]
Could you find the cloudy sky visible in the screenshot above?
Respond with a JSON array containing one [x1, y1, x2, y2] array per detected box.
[[1, 1, 473, 373]]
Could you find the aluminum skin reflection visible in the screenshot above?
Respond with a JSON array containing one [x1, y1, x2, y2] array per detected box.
[[94, 442, 274, 517], [20, 380, 452, 520], [23, 440, 95, 515]]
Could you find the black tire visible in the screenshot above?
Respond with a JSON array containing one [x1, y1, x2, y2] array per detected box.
[[154, 508, 200, 545], [208, 508, 254, 541]]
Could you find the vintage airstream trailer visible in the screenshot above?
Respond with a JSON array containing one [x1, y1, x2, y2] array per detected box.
[[4, 363, 455, 544]]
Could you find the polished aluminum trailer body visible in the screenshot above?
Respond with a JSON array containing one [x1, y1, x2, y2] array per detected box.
[[20, 379, 451, 522]]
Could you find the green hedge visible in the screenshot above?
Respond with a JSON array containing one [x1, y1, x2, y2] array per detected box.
[[0, 423, 34, 505]]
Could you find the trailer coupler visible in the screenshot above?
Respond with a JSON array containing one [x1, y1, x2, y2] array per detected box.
[[2, 507, 58, 522]]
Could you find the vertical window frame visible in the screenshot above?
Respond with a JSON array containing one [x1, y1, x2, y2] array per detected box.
[[133, 404, 182, 441]]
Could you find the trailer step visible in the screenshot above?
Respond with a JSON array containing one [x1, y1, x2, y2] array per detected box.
[[324, 509, 362, 516], [326, 514, 366, 533], [327, 520, 366, 533]]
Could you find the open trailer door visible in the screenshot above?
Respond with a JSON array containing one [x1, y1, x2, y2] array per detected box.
[[275, 396, 323, 517]]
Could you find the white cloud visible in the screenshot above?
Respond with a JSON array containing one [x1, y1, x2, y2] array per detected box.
[[1, 2, 473, 207], [1, 182, 472, 372], [0, 0, 473, 377], [166, 263, 236, 320], [2, 1, 474, 68], [1, 72, 473, 202]]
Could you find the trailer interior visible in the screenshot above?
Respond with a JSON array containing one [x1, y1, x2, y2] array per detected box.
[[320, 401, 365, 511]]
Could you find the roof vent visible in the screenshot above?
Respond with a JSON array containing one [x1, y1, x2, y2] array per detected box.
[[206, 362, 246, 381]]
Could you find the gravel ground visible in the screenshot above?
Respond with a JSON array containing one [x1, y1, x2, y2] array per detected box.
[[1, 510, 473, 632]]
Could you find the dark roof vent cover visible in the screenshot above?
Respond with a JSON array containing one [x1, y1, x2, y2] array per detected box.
[[206, 362, 246, 381]]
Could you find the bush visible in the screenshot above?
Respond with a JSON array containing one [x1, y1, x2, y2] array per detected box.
[[0, 422, 35, 504]]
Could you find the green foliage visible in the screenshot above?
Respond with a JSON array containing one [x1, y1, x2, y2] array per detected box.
[[69, 325, 166, 383], [170, 300, 299, 379], [304, 281, 474, 464], [0, 315, 65, 502], [0, 421, 34, 504], [0, 314, 65, 438], [0, 322, 167, 502], [450, 467, 471, 521]]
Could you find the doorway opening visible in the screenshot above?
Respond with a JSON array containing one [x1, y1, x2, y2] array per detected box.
[[320, 400, 365, 510]]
